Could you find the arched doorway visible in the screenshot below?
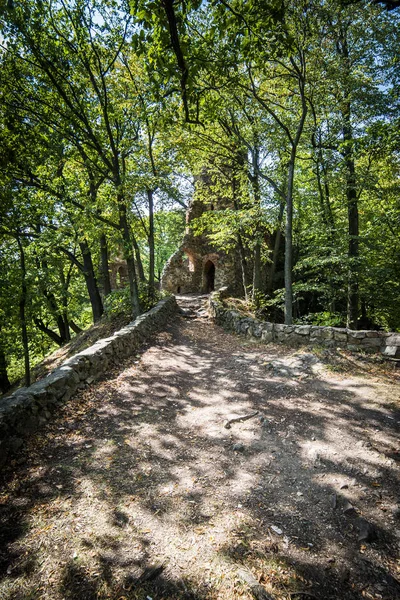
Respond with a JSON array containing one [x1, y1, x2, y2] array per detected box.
[[204, 260, 215, 293]]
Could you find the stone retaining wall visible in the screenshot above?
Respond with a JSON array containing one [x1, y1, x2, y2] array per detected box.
[[208, 291, 400, 358], [0, 296, 178, 467]]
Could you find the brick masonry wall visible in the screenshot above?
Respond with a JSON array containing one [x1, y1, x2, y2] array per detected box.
[[208, 291, 400, 358], [0, 296, 178, 467]]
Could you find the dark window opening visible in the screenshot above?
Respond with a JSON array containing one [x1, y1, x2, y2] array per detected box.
[[177, 285, 181, 294], [204, 260, 215, 293], [210, 203, 215, 211]]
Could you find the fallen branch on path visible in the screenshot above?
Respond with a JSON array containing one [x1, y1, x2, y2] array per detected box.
[[237, 568, 275, 600], [289, 592, 319, 599], [224, 411, 259, 429]]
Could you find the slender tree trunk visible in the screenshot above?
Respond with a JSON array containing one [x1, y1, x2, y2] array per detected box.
[[250, 153, 263, 306], [79, 240, 103, 323], [0, 327, 11, 394], [267, 200, 285, 296], [33, 318, 64, 346], [237, 233, 249, 300], [118, 200, 141, 317], [284, 90, 308, 325], [100, 234, 112, 296], [59, 268, 71, 342], [253, 240, 262, 306], [147, 189, 155, 299], [345, 146, 359, 330], [35, 256, 70, 344], [70, 320, 83, 334], [132, 234, 145, 283], [17, 237, 30, 387], [284, 154, 296, 325], [339, 29, 359, 329]]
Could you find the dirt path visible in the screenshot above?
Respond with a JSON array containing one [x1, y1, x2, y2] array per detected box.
[[1, 311, 399, 600]]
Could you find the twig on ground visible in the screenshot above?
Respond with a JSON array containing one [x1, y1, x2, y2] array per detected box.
[[237, 567, 275, 600], [289, 592, 319, 599], [224, 411, 259, 429]]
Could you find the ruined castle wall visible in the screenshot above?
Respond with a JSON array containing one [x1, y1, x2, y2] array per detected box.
[[209, 291, 400, 358], [0, 296, 178, 467]]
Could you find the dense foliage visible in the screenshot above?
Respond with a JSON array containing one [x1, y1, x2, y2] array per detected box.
[[0, 0, 399, 391]]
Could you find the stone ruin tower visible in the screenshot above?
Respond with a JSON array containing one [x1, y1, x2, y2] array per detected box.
[[161, 173, 241, 295]]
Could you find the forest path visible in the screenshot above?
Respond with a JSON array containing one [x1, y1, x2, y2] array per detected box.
[[1, 312, 400, 600]]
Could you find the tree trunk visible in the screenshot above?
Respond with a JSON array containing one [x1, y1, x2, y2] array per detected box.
[[339, 29, 359, 330], [237, 233, 249, 300], [232, 178, 249, 300], [284, 154, 296, 325], [70, 320, 83, 334], [147, 189, 155, 300], [345, 143, 359, 329], [253, 240, 262, 306], [132, 233, 146, 283], [79, 240, 104, 323], [250, 156, 263, 306], [284, 91, 308, 325], [33, 318, 64, 346], [118, 201, 141, 317], [267, 200, 285, 296], [100, 233, 112, 296], [0, 329, 11, 394], [17, 237, 30, 387], [35, 257, 70, 344], [59, 267, 71, 343]]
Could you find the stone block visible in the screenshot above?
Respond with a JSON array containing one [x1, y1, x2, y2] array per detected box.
[[16, 414, 38, 435], [320, 327, 334, 340], [294, 325, 310, 336], [285, 333, 304, 345], [310, 327, 322, 338], [261, 331, 274, 343], [347, 333, 362, 345], [382, 345, 399, 357], [347, 344, 361, 352], [252, 323, 263, 338], [360, 337, 383, 348], [333, 329, 347, 342], [348, 330, 366, 339]]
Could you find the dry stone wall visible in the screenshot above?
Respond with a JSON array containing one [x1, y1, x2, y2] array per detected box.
[[0, 296, 178, 467], [208, 291, 400, 358]]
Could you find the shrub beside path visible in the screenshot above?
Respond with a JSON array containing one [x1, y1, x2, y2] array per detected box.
[[0, 308, 399, 600]]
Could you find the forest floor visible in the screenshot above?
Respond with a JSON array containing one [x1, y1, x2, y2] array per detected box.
[[1, 305, 400, 600]]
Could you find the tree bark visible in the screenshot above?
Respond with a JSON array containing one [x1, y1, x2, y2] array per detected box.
[[250, 148, 263, 306], [284, 91, 308, 325], [79, 240, 104, 323], [59, 267, 71, 342], [132, 233, 146, 283], [17, 237, 30, 387], [267, 200, 285, 296], [34, 254, 70, 344], [253, 240, 262, 306], [100, 233, 112, 296], [33, 318, 64, 346], [147, 189, 155, 300], [70, 320, 83, 334], [0, 328, 11, 394], [338, 27, 359, 329], [284, 154, 295, 325], [118, 200, 141, 317]]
